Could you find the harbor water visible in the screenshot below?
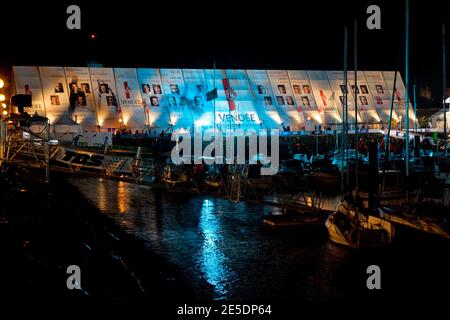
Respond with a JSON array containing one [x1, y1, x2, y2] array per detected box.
[[69, 177, 450, 301]]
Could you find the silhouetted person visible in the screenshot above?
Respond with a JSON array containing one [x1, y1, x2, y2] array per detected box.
[[73, 134, 82, 146]]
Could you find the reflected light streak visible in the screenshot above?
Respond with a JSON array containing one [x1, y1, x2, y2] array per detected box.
[[117, 181, 128, 214], [199, 199, 229, 298], [97, 178, 108, 212]]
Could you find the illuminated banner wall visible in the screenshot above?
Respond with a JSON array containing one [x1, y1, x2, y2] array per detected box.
[[160, 68, 193, 129], [287, 70, 317, 131], [246, 69, 282, 130], [114, 68, 145, 129], [12, 66, 410, 132], [90, 67, 121, 129], [382, 71, 415, 126], [223, 69, 261, 130], [364, 71, 397, 124], [327, 71, 351, 125], [308, 71, 339, 128], [137, 68, 168, 129], [267, 70, 302, 131], [39, 66, 70, 124], [347, 71, 380, 125], [12, 66, 45, 116], [64, 67, 97, 130], [182, 69, 213, 129], [204, 69, 240, 130]]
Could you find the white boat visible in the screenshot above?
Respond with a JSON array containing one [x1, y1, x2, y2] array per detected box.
[[379, 206, 450, 239], [325, 199, 395, 249]]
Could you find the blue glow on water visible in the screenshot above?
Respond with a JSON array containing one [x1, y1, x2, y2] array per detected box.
[[198, 199, 230, 298]]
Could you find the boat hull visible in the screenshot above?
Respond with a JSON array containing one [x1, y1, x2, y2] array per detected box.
[[379, 208, 450, 239], [325, 204, 395, 249]]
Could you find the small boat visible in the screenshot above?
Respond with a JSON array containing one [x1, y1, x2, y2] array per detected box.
[[264, 210, 328, 228], [325, 196, 395, 249]]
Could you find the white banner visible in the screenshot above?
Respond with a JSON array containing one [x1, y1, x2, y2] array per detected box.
[[137, 68, 168, 129], [246, 69, 282, 130], [288, 70, 320, 130], [326, 70, 351, 127], [347, 71, 381, 125], [90, 68, 121, 129], [267, 70, 300, 130], [382, 71, 415, 126], [12, 66, 45, 116], [204, 69, 230, 130], [160, 68, 192, 129], [64, 67, 98, 130], [11, 66, 413, 133], [307, 71, 338, 129], [364, 71, 397, 125], [39, 66, 70, 124], [223, 69, 261, 130], [114, 68, 146, 130], [182, 69, 213, 129]]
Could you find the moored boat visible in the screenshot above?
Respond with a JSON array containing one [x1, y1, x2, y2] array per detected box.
[[325, 196, 395, 249], [379, 204, 450, 239]]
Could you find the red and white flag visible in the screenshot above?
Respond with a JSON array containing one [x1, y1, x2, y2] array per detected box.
[[222, 78, 237, 111]]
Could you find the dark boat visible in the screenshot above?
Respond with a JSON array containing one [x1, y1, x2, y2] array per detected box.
[[263, 209, 330, 228]]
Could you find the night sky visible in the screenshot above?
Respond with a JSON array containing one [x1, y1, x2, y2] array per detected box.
[[1, 0, 448, 106]]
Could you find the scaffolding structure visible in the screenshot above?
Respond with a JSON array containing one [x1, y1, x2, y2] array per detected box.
[[1, 116, 51, 183]]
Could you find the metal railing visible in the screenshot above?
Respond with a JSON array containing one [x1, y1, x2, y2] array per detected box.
[[1, 117, 50, 183]]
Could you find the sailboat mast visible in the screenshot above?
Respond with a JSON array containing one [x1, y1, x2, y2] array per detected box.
[[386, 71, 398, 162], [341, 26, 348, 196], [405, 0, 410, 177], [354, 19, 359, 191], [443, 22, 447, 157], [213, 59, 216, 136], [413, 84, 417, 160]]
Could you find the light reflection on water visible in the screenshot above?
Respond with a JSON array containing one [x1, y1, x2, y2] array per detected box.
[[117, 181, 128, 215], [199, 199, 234, 298], [68, 176, 450, 300]]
